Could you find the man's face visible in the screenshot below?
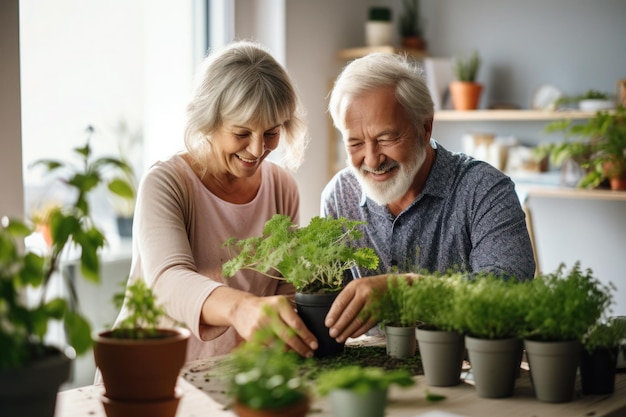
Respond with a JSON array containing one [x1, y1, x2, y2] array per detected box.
[[342, 87, 429, 206]]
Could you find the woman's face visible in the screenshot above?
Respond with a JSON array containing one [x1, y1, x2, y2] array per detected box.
[[210, 121, 282, 178]]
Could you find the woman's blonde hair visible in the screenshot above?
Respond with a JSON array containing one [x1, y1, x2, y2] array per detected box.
[[184, 41, 308, 174]]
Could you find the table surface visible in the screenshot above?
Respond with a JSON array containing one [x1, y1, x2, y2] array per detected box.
[[57, 360, 626, 417]]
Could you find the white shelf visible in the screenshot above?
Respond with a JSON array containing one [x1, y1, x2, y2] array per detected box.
[[435, 110, 597, 122]]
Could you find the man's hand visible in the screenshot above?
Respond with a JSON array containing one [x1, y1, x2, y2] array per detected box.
[[324, 274, 390, 343]]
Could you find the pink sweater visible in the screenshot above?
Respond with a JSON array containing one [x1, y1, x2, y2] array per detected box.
[[114, 154, 299, 360]]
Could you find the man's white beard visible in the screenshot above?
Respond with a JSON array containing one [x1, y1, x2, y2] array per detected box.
[[351, 146, 426, 206]]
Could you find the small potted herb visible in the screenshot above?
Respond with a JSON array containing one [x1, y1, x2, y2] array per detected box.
[[223, 214, 379, 357], [398, 0, 426, 50], [315, 365, 414, 417], [0, 126, 134, 417], [407, 272, 467, 387], [93, 280, 190, 417], [521, 262, 614, 403], [450, 274, 527, 398], [219, 307, 309, 417], [580, 316, 626, 395], [366, 275, 417, 358]]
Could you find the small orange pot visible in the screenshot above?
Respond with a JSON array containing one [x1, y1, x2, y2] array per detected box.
[[449, 81, 483, 110]]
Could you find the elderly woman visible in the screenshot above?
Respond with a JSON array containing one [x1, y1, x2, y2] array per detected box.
[[113, 41, 317, 361]]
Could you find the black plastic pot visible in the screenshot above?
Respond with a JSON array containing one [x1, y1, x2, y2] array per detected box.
[[295, 292, 344, 357], [580, 347, 618, 395]]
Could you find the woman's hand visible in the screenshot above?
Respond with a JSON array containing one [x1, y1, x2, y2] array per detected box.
[[203, 287, 318, 357]]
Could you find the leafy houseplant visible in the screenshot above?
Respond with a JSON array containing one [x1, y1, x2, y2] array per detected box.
[[450, 274, 527, 398], [579, 317, 626, 395], [219, 307, 309, 417], [93, 279, 190, 417], [407, 272, 467, 387], [521, 262, 614, 403], [223, 214, 379, 357], [398, 0, 425, 50], [449, 50, 482, 110], [366, 275, 417, 358], [555, 89, 614, 110], [316, 365, 414, 417], [0, 127, 135, 417], [223, 214, 379, 295], [537, 105, 626, 190]]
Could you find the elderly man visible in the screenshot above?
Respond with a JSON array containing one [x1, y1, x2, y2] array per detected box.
[[321, 52, 535, 343]]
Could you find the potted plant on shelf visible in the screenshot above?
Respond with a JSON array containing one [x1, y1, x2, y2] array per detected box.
[[219, 307, 310, 417], [0, 126, 134, 417], [407, 272, 467, 387], [580, 316, 626, 395], [520, 262, 614, 403], [537, 105, 626, 191], [315, 365, 414, 417], [366, 275, 417, 359], [555, 89, 615, 112], [450, 274, 527, 398], [93, 279, 190, 417], [449, 49, 482, 110], [398, 0, 426, 50], [222, 214, 379, 357]]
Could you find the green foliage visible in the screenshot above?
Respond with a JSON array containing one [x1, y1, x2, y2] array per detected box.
[[220, 307, 308, 410], [399, 0, 422, 37], [0, 125, 134, 370], [538, 106, 626, 189], [555, 89, 610, 108], [366, 275, 416, 327], [403, 272, 465, 331], [450, 273, 528, 339], [453, 50, 481, 82], [315, 365, 414, 397], [582, 317, 626, 353], [222, 215, 379, 294], [521, 262, 614, 342], [110, 280, 165, 339]]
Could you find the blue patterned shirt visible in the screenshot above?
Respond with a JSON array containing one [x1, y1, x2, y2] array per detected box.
[[320, 140, 535, 281]]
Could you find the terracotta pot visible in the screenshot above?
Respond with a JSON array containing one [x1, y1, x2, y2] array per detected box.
[[449, 81, 483, 110], [233, 398, 309, 417], [603, 160, 626, 190], [401, 36, 426, 50], [93, 327, 190, 417]]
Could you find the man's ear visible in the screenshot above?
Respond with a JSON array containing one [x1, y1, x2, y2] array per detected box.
[[423, 117, 434, 139]]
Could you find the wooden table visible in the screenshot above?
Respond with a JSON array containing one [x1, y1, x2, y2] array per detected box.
[[57, 359, 626, 417]]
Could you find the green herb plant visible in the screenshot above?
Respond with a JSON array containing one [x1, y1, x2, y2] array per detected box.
[[582, 317, 626, 354], [315, 365, 414, 397], [222, 214, 379, 294], [0, 125, 134, 370], [399, 0, 422, 38], [521, 262, 614, 342], [219, 307, 308, 411], [366, 275, 416, 327], [450, 273, 528, 339], [555, 89, 610, 109], [110, 280, 166, 339], [453, 50, 481, 82], [405, 272, 464, 331]]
